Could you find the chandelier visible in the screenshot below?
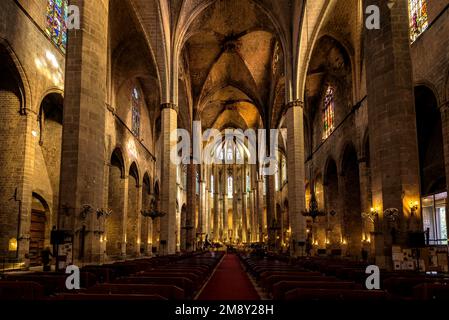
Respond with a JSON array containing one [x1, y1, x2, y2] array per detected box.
[[302, 190, 326, 222], [141, 198, 166, 220]]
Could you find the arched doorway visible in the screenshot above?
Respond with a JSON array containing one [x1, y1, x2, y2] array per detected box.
[[415, 86, 447, 244], [341, 144, 363, 258], [415, 86, 446, 195], [127, 162, 140, 257], [314, 175, 326, 248], [141, 173, 151, 255], [324, 158, 340, 247], [152, 181, 160, 252], [0, 45, 27, 255], [106, 149, 125, 258], [30, 194, 50, 266], [37, 92, 63, 224]]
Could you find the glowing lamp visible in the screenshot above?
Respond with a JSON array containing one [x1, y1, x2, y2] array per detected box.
[[9, 238, 17, 251]]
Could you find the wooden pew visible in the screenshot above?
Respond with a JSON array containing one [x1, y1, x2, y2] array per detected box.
[[0, 281, 45, 301], [272, 281, 361, 300], [413, 283, 449, 300], [262, 275, 337, 292], [115, 276, 195, 298], [285, 288, 388, 301], [56, 293, 167, 301], [87, 283, 185, 300]]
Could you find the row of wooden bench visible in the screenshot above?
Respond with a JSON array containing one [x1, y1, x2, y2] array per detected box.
[[240, 254, 449, 300], [0, 251, 224, 301], [296, 257, 449, 300]]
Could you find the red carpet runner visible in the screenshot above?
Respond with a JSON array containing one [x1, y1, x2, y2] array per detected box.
[[197, 254, 260, 300]]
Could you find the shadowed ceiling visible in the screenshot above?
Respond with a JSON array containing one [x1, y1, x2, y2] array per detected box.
[[182, 0, 283, 131]]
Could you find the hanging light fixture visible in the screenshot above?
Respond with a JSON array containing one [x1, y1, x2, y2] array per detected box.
[[141, 196, 166, 220], [302, 167, 326, 222]]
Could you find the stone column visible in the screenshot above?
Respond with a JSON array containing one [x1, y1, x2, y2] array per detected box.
[[136, 184, 142, 256], [365, 0, 422, 268], [159, 103, 178, 255], [257, 177, 265, 243], [222, 168, 229, 241], [359, 157, 374, 257], [199, 178, 207, 237], [247, 189, 253, 242], [266, 173, 276, 250], [204, 186, 209, 237], [250, 165, 258, 242], [286, 100, 306, 256], [186, 163, 196, 251], [237, 171, 243, 242], [213, 166, 219, 241], [58, 0, 109, 263], [242, 191, 248, 243], [0, 101, 36, 265], [440, 102, 449, 238], [232, 165, 238, 242]]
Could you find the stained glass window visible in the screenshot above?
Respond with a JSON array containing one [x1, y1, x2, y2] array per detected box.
[[246, 174, 251, 193], [227, 147, 233, 161], [196, 172, 200, 195], [228, 176, 233, 198], [236, 147, 241, 161], [409, 0, 428, 42], [281, 156, 287, 183], [322, 86, 335, 140], [132, 88, 141, 137], [46, 0, 68, 53]]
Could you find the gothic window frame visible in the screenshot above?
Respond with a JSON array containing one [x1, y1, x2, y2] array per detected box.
[[274, 161, 280, 192], [46, 0, 68, 53], [227, 146, 234, 162], [281, 155, 287, 184], [196, 171, 200, 195], [228, 176, 233, 199], [409, 0, 429, 43], [322, 85, 335, 140], [132, 87, 141, 137]]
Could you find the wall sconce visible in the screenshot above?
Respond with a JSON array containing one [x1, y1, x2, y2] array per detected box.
[[362, 207, 379, 224], [410, 201, 419, 216], [9, 238, 18, 252], [384, 208, 399, 222]]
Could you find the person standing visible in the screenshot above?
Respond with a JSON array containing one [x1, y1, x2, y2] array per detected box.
[[41, 247, 53, 272]]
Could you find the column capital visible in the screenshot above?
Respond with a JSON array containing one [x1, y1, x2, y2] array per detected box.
[[161, 103, 178, 113], [285, 100, 304, 110]]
